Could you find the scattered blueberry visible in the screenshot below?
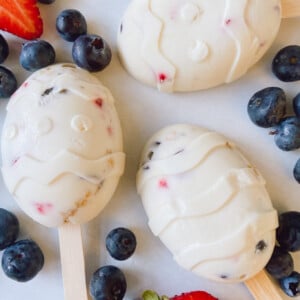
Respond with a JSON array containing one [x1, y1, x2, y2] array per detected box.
[[0, 34, 9, 64], [2, 239, 44, 282], [266, 246, 294, 279], [0, 66, 18, 98], [89, 265, 127, 300], [279, 271, 300, 297], [247, 87, 286, 128], [72, 34, 112, 72], [38, 0, 55, 3], [56, 9, 87, 42], [20, 40, 56, 71], [0, 208, 19, 250], [272, 45, 300, 82], [106, 227, 137, 260], [294, 159, 300, 183], [273, 116, 300, 151], [276, 211, 300, 252], [293, 93, 300, 117]]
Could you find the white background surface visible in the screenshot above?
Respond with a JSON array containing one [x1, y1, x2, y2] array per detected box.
[[0, 1, 300, 300]]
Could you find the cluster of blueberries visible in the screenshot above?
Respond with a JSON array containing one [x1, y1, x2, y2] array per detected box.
[[0, 4, 112, 98], [247, 45, 300, 183], [266, 211, 300, 297]]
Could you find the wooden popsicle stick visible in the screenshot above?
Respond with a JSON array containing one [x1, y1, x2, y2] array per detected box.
[[58, 223, 89, 300], [245, 270, 283, 300], [282, 0, 300, 18]]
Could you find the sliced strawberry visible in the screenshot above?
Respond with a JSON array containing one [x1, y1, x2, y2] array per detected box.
[[171, 291, 218, 300], [0, 0, 43, 39]]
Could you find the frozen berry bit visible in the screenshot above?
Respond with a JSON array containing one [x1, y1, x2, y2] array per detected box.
[[106, 227, 137, 260], [294, 159, 300, 183], [293, 93, 300, 117], [277, 211, 300, 251], [279, 271, 300, 297], [89, 265, 127, 300], [265, 246, 294, 279], [247, 87, 286, 128], [20, 40, 56, 71], [38, 0, 55, 3], [0, 208, 19, 250], [2, 239, 44, 282], [0, 34, 9, 64], [273, 117, 300, 151], [56, 9, 87, 42], [0, 66, 17, 98], [72, 34, 112, 72], [272, 45, 300, 82]]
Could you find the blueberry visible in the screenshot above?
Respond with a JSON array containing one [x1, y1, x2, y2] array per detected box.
[[272, 45, 300, 82], [72, 34, 112, 72], [276, 211, 300, 252], [2, 239, 44, 282], [273, 116, 300, 151], [265, 246, 294, 279], [20, 40, 56, 71], [0, 66, 18, 98], [38, 0, 55, 3], [279, 271, 300, 297], [293, 93, 300, 117], [106, 227, 137, 260], [56, 9, 87, 42], [0, 34, 9, 63], [294, 159, 300, 183], [0, 208, 19, 250], [247, 87, 286, 128], [89, 265, 127, 300]]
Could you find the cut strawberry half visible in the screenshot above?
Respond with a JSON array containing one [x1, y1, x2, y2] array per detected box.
[[143, 290, 218, 300], [0, 0, 43, 40]]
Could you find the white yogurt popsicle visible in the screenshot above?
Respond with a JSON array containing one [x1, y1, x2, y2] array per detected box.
[[1, 63, 125, 228], [118, 0, 281, 92], [136, 124, 278, 282]]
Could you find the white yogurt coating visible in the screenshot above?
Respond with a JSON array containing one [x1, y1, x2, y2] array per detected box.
[[118, 0, 281, 92], [1, 64, 125, 228], [136, 124, 278, 282]]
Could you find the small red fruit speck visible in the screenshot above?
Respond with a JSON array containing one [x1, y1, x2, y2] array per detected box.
[[159, 178, 168, 189], [12, 157, 20, 166], [158, 73, 167, 83], [23, 82, 29, 88], [94, 98, 103, 108], [34, 203, 53, 215], [107, 126, 113, 136], [225, 19, 232, 25]]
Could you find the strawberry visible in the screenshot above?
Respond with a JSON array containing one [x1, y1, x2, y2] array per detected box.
[[0, 0, 43, 39], [143, 290, 218, 300]]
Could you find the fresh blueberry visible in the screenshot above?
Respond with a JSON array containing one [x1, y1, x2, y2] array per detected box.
[[2, 239, 44, 282], [294, 159, 300, 183], [72, 34, 112, 72], [0, 34, 9, 63], [276, 211, 300, 252], [106, 227, 137, 260], [272, 45, 300, 82], [247, 87, 286, 128], [20, 40, 56, 71], [265, 246, 294, 279], [56, 9, 87, 42], [0, 208, 19, 250], [38, 0, 55, 3], [273, 117, 300, 151], [279, 271, 300, 297], [89, 265, 127, 300], [293, 93, 300, 117], [0, 66, 17, 98]]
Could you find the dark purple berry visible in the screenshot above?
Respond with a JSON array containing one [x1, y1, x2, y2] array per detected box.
[[276, 211, 300, 252], [38, 0, 55, 3], [72, 34, 112, 72], [0, 34, 9, 63], [2, 239, 44, 282], [293, 93, 300, 117], [272, 45, 300, 82], [0, 66, 17, 98], [106, 227, 137, 260], [294, 158, 300, 183], [56, 9, 87, 42], [247, 87, 286, 128], [0, 208, 19, 250], [279, 271, 300, 297], [89, 265, 127, 300]]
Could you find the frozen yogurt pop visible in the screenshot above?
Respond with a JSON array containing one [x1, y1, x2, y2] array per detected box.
[[118, 0, 299, 92], [136, 124, 278, 284], [1, 63, 125, 300]]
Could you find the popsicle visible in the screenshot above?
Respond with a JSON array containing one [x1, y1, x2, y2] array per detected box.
[[1, 63, 125, 299], [118, 0, 300, 93], [136, 124, 281, 299]]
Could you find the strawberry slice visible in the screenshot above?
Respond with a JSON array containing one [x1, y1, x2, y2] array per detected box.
[[0, 0, 43, 39], [143, 290, 218, 300]]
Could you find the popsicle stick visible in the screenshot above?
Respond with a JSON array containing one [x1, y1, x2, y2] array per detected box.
[[245, 270, 283, 300], [282, 0, 300, 18], [58, 223, 89, 300]]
